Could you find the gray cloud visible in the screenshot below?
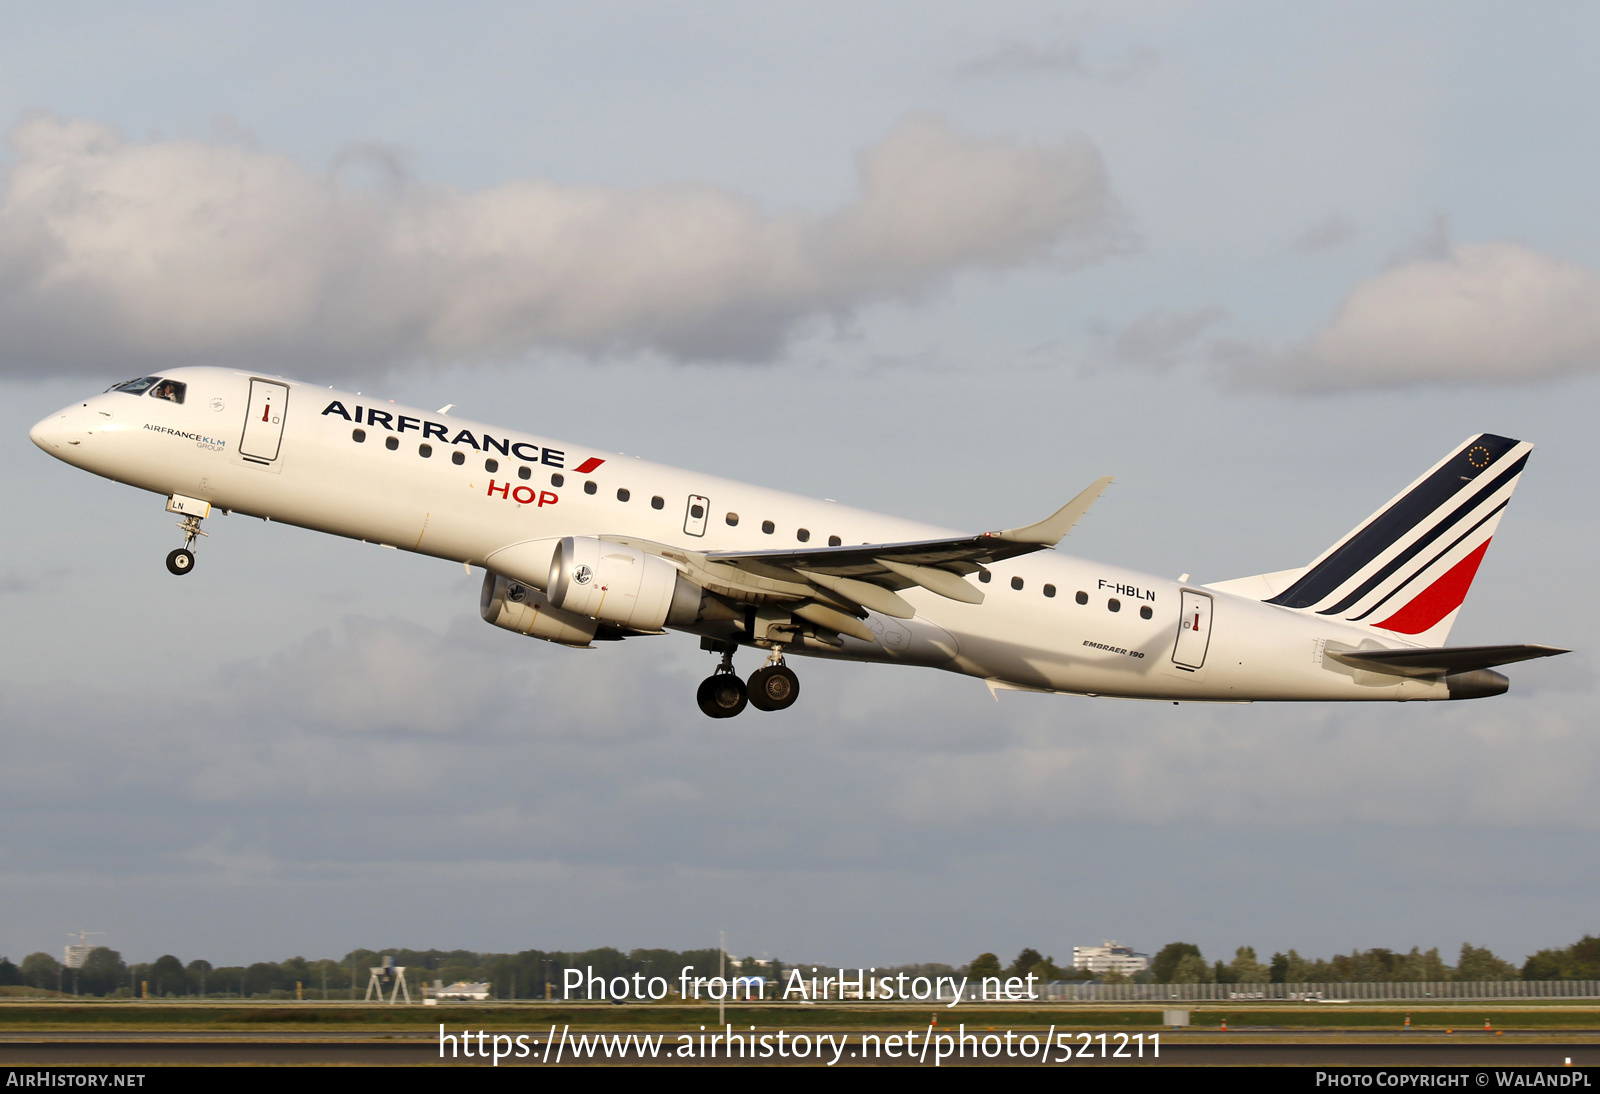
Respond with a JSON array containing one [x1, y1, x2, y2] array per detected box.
[[2, 607, 1592, 964], [955, 42, 1089, 80], [954, 40, 1159, 82], [4, 613, 1596, 893], [0, 113, 1118, 376], [1221, 242, 1600, 390], [1101, 306, 1227, 370], [0, 567, 65, 595], [1291, 213, 1358, 254]]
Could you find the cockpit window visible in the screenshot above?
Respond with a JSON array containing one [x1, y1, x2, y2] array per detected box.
[[107, 376, 186, 403], [147, 379, 186, 404], [109, 376, 161, 395]]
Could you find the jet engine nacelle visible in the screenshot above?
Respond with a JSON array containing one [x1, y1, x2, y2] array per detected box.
[[546, 536, 701, 631], [480, 571, 600, 647]]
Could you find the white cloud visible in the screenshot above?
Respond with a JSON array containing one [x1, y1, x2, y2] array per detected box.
[[0, 113, 1116, 375], [1226, 242, 1600, 389]]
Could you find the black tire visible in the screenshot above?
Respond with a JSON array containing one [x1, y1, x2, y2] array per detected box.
[[747, 664, 800, 711], [166, 548, 195, 576], [696, 674, 747, 718]]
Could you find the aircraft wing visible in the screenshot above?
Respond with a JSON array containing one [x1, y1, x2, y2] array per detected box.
[[1326, 644, 1569, 678], [694, 475, 1114, 616]]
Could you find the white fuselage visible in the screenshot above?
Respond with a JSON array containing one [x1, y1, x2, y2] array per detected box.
[[30, 367, 1448, 702]]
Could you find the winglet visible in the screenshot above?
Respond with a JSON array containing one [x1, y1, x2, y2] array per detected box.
[[993, 476, 1114, 546]]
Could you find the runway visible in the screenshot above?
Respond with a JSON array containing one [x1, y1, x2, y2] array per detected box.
[[0, 1033, 1595, 1067]]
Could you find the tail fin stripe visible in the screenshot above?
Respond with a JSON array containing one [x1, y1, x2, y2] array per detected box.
[[1267, 435, 1522, 610], [1372, 539, 1493, 635], [1314, 454, 1524, 616], [1347, 499, 1507, 622]]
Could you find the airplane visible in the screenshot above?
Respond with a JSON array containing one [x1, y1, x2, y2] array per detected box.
[[29, 367, 1567, 716]]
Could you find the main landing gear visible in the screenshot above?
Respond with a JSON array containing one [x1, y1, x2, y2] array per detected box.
[[748, 657, 800, 712], [696, 643, 800, 718]]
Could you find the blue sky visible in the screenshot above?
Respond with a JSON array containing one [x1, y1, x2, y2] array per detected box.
[[1, 2, 1595, 970]]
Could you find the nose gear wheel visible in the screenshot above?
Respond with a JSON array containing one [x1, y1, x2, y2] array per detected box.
[[167, 513, 208, 576]]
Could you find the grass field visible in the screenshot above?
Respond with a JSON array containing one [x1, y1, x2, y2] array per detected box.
[[1, 1000, 1597, 1034]]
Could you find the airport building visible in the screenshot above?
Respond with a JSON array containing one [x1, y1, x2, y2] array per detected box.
[[1071, 941, 1150, 976]]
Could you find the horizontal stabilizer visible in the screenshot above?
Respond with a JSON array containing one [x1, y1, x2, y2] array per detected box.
[[1326, 644, 1568, 678]]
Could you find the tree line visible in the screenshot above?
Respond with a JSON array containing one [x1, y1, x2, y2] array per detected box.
[[0, 947, 755, 1000], [963, 935, 1600, 986], [0, 934, 1595, 999]]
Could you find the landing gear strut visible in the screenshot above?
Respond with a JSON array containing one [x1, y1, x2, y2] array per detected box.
[[696, 645, 747, 718], [165, 503, 208, 576]]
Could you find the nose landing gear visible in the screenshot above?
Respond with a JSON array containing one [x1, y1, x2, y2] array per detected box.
[[164, 495, 210, 576]]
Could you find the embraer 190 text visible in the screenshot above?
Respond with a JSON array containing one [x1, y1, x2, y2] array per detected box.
[[30, 368, 1566, 716]]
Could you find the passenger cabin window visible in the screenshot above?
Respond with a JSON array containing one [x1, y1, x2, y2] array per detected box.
[[1108, 598, 1121, 612], [797, 529, 810, 543], [1011, 576, 1024, 591], [451, 451, 465, 465], [761, 520, 775, 534], [484, 459, 499, 472], [1075, 591, 1088, 605], [584, 481, 597, 495], [385, 436, 399, 451], [1140, 605, 1153, 620], [978, 571, 991, 584], [617, 488, 630, 502], [352, 429, 366, 443], [651, 496, 664, 510], [418, 444, 432, 458], [518, 466, 531, 480], [147, 380, 186, 404], [1044, 584, 1056, 598], [690, 503, 705, 519], [550, 473, 564, 487], [828, 535, 841, 546], [726, 513, 739, 526]]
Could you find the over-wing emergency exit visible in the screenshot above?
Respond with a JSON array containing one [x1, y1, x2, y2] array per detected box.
[[30, 368, 1566, 716]]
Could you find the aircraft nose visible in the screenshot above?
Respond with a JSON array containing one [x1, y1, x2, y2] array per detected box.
[[29, 413, 61, 452]]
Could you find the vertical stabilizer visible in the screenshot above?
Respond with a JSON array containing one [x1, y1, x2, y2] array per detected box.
[[1227, 434, 1532, 646]]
